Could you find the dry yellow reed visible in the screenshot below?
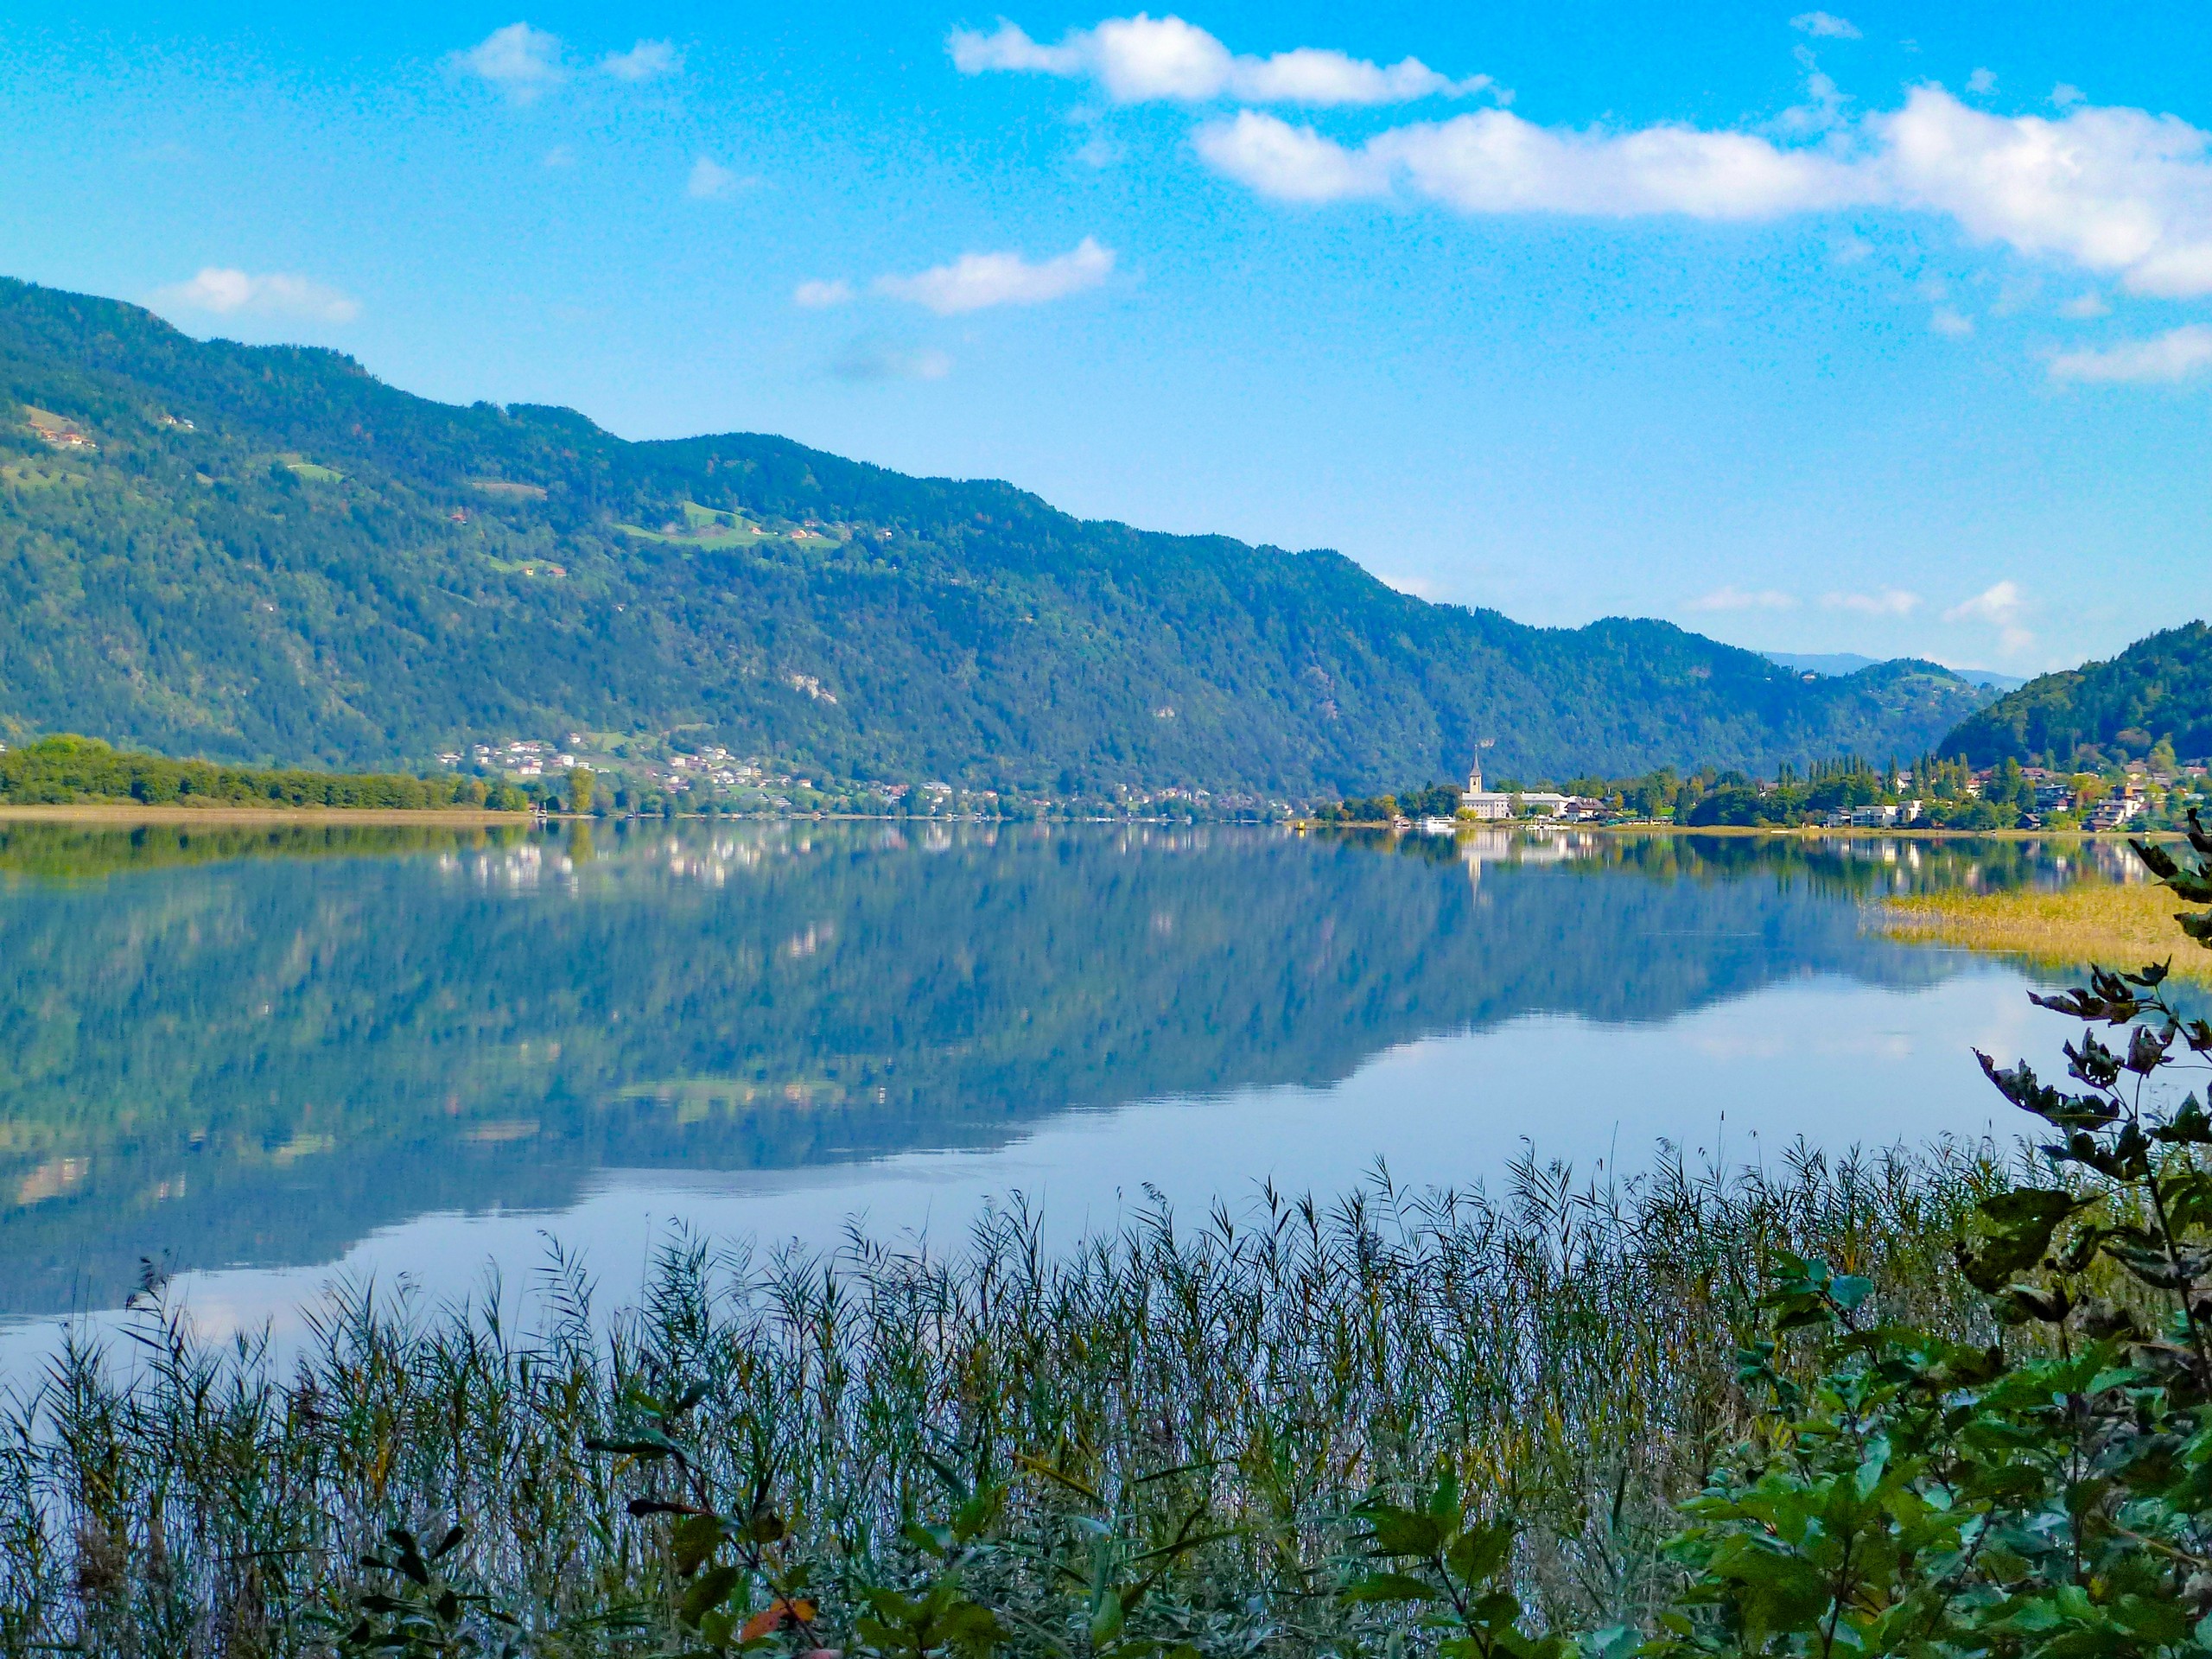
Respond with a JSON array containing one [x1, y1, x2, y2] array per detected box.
[[1878, 879, 2212, 981]]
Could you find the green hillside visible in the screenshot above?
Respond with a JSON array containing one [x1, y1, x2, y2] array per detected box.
[[0, 276, 1993, 794], [1942, 621, 2212, 768]]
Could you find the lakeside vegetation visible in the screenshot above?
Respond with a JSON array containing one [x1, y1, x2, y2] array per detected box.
[[0, 734, 541, 811], [5, 823, 2212, 1656], [1878, 873, 2212, 982], [3, 1141, 2009, 1655]]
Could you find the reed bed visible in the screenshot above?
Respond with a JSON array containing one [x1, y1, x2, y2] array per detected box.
[[0, 1142, 2015, 1657], [1878, 877, 2212, 981]]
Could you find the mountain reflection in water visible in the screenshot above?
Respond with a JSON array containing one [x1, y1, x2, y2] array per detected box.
[[0, 818, 2109, 1318]]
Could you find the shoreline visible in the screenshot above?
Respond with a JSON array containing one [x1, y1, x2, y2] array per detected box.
[[0, 803, 524, 827], [1298, 819, 2168, 841], [0, 803, 2174, 840]]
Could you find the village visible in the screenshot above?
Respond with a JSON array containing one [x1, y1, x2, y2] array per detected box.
[[1440, 755, 2202, 832]]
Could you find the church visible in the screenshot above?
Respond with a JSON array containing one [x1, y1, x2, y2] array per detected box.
[[1460, 763, 1573, 821]]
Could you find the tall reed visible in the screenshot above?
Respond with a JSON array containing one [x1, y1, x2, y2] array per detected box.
[[0, 1141, 2014, 1656]]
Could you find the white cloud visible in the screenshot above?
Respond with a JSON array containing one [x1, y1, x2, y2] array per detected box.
[[1776, 48, 1850, 137], [453, 22, 566, 100], [2049, 323, 2212, 383], [832, 340, 954, 381], [2051, 83, 2085, 108], [874, 238, 1115, 314], [1689, 585, 1798, 612], [2058, 290, 2111, 317], [1194, 112, 1390, 200], [950, 15, 1496, 106], [154, 268, 361, 323], [1789, 11, 1861, 38], [601, 39, 681, 81], [1966, 67, 1997, 95], [793, 279, 855, 308], [1822, 588, 1922, 615], [950, 20, 1084, 75], [1943, 581, 2033, 651], [1191, 84, 2212, 305], [1877, 86, 2212, 299], [686, 156, 748, 199], [1929, 306, 1974, 335], [1197, 108, 1871, 218]]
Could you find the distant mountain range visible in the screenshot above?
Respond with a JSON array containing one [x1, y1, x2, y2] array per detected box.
[[1764, 652, 2027, 693], [1945, 622, 2212, 769], [0, 276, 2004, 792]]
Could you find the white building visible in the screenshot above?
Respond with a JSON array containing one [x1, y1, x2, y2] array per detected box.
[[1460, 763, 1572, 820]]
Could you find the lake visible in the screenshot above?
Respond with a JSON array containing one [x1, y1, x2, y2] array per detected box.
[[0, 817, 2133, 1367]]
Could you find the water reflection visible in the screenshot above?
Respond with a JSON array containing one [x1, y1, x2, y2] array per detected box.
[[0, 819, 2113, 1319]]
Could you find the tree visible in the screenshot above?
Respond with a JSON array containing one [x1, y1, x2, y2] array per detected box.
[[569, 766, 594, 814]]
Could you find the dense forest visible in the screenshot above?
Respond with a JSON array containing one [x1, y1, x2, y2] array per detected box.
[[0, 277, 1996, 794], [1942, 620, 2212, 767]]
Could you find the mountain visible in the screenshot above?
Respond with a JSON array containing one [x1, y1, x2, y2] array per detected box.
[[0, 276, 1996, 794], [1765, 652, 1887, 677], [1766, 652, 2026, 692], [1942, 621, 2212, 768]]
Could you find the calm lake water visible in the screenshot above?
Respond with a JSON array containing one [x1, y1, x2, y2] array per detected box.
[[0, 818, 2138, 1366]]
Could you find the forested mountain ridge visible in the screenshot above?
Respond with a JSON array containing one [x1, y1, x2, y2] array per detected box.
[[1942, 621, 2212, 768], [0, 276, 1994, 792]]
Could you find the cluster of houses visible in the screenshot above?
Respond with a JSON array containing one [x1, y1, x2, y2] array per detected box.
[[1905, 763, 2194, 830], [665, 746, 782, 794], [1785, 762, 2196, 830], [27, 419, 97, 453], [442, 739, 580, 779], [16, 406, 208, 454]]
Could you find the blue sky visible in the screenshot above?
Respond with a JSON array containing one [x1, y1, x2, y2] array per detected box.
[[3, 2, 2208, 673]]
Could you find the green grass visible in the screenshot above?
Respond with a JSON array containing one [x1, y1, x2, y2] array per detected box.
[[0, 460, 87, 490], [0, 1140, 2016, 1653], [617, 499, 845, 551]]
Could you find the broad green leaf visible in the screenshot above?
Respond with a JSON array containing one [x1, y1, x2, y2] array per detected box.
[[680, 1564, 741, 1629], [1342, 1572, 1440, 1603]]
